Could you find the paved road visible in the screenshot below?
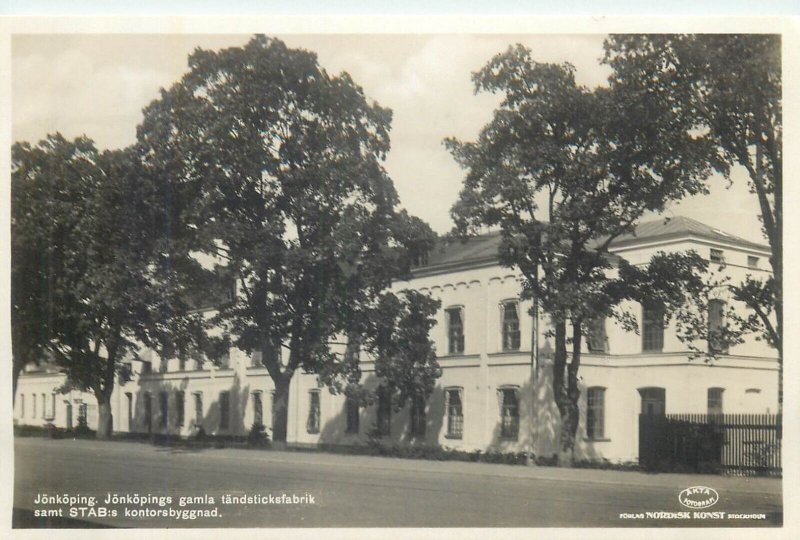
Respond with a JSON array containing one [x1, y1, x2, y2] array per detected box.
[[14, 437, 782, 528]]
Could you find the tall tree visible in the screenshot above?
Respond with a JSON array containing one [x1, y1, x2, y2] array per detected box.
[[11, 134, 209, 438], [603, 34, 782, 412], [136, 35, 437, 443], [447, 45, 713, 462]]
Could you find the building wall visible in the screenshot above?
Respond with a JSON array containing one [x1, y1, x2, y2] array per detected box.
[[13, 232, 779, 463]]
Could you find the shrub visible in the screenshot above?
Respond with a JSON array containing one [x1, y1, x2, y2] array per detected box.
[[247, 423, 270, 447]]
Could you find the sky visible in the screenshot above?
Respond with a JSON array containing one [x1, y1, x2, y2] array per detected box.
[[11, 33, 768, 244]]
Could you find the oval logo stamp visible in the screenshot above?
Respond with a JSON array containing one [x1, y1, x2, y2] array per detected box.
[[678, 486, 719, 509]]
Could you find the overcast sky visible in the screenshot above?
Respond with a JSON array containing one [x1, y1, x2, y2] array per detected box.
[[12, 33, 767, 244]]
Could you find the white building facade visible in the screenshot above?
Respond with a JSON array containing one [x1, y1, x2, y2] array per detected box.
[[13, 216, 779, 463]]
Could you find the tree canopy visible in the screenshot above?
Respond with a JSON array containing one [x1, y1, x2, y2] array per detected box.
[[447, 44, 714, 461], [136, 35, 438, 442]]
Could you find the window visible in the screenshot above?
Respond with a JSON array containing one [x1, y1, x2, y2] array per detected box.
[[252, 392, 263, 426], [251, 350, 263, 368], [446, 307, 465, 354], [159, 391, 168, 428], [446, 388, 464, 439], [176, 391, 185, 427], [501, 301, 521, 351], [143, 394, 152, 431], [710, 248, 725, 264], [32, 394, 37, 418], [51, 394, 56, 420], [499, 387, 520, 440], [642, 303, 665, 352], [376, 386, 391, 436], [269, 391, 276, 429], [42, 394, 47, 419], [345, 396, 360, 434], [410, 395, 426, 437], [126, 393, 133, 427], [708, 299, 728, 353], [708, 388, 724, 416], [586, 387, 605, 440], [141, 361, 152, 375], [178, 356, 186, 371], [748, 256, 760, 269], [219, 391, 230, 430], [20, 395, 24, 418], [78, 402, 88, 428], [194, 392, 203, 425], [586, 318, 607, 353], [307, 390, 321, 434], [639, 387, 666, 416]]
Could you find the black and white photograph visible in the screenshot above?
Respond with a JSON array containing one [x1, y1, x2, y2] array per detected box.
[[4, 17, 792, 533]]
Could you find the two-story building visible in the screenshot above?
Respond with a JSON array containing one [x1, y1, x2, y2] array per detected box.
[[13, 216, 779, 463]]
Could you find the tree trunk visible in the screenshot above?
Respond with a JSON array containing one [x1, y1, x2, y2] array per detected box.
[[96, 394, 113, 440], [559, 322, 583, 466], [271, 375, 291, 446]]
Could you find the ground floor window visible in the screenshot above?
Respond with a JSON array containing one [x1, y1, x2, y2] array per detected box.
[[499, 387, 519, 440], [639, 387, 666, 416], [586, 387, 605, 440], [410, 394, 426, 437], [219, 391, 230, 430], [126, 393, 133, 427], [20, 395, 24, 418], [78, 402, 88, 428], [377, 386, 391, 436], [307, 390, 321, 434], [194, 392, 203, 426], [446, 388, 464, 439], [159, 391, 168, 428], [708, 387, 724, 416], [345, 396, 360, 434], [252, 391, 263, 426], [176, 391, 185, 427]]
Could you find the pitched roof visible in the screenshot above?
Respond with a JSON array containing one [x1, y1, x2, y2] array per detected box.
[[416, 216, 769, 274]]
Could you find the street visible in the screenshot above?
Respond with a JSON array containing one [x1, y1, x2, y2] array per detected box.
[[14, 436, 782, 528]]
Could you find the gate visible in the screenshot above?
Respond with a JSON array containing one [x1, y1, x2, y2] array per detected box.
[[639, 413, 781, 476]]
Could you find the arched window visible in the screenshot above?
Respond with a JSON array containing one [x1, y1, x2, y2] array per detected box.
[[642, 303, 665, 352], [501, 300, 521, 351], [498, 386, 520, 440], [445, 387, 464, 439], [445, 307, 465, 354]]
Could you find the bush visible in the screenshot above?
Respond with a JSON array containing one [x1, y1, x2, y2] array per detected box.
[[247, 423, 270, 447]]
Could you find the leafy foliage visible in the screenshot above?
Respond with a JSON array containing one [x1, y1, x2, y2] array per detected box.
[[447, 44, 718, 460], [136, 35, 438, 441]]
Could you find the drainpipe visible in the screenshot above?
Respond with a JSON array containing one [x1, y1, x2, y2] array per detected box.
[[528, 264, 539, 466]]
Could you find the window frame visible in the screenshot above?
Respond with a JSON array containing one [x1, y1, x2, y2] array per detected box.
[[252, 391, 264, 427], [586, 386, 606, 440], [642, 302, 665, 352], [193, 392, 203, 426], [175, 390, 185, 427], [500, 300, 522, 351], [586, 317, 608, 353], [707, 387, 724, 416], [710, 248, 725, 264], [445, 387, 464, 439], [639, 387, 666, 416], [219, 391, 230, 430], [445, 306, 465, 355], [345, 396, 360, 435], [747, 255, 760, 269], [306, 389, 321, 434], [409, 394, 427, 437], [707, 299, 728, 353], [159, 391, 169, 428], [498, 386, 520, 440]]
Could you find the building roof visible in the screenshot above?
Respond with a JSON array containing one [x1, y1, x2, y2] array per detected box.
[[416, 216, 770, 274]]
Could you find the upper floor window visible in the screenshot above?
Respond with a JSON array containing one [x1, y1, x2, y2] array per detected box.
[[410, 394, 426, 437], [710, 248, 725, 264], [708, 299, 728, 353], [499, 387, 520, 440], [586, 318, 607, 353], [501, 301, 521, 351], [306, 390, 321, 434], [642, 302, 665, 352], [446, 307, 465, 355], [748, 256, 760, 269], [445, 387, 464, 439], [586, 387, 606, 440], [708, 388, 724, 416]]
